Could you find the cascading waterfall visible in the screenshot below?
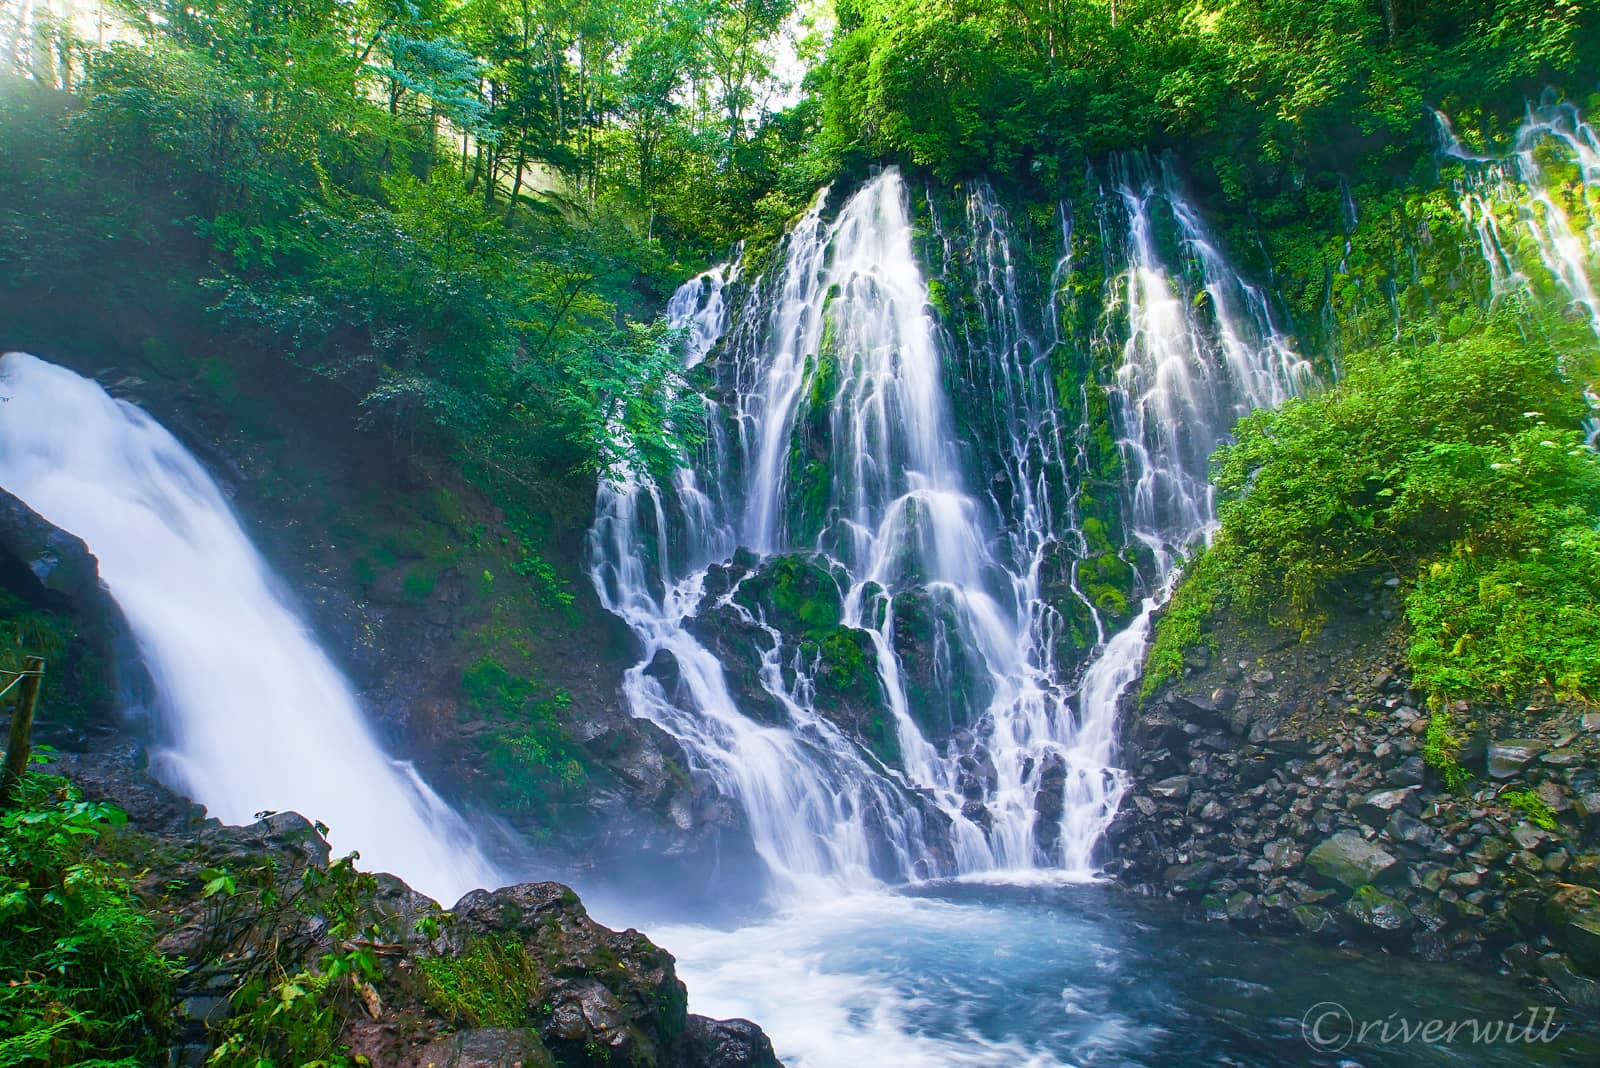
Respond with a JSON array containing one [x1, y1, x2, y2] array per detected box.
[[1054, 159, 1313, 869], [0, 352, 497, 903], [589, 163, 1311, 895], [1434, 98, 1600, 443]]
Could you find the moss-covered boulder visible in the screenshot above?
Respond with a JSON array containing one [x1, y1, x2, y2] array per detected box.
[[807, 624, 899, 767], [889, 586, 995, 743], [732, 553, 843, 639]]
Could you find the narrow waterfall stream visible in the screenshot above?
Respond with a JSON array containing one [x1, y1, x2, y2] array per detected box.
[[0, 352, 498, 904]]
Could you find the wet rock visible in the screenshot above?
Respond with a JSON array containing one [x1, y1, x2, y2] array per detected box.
[[1539, 954, 1600, 1011], [1343, 886, 1414, 937], [1306, 833, 1400, 890], [1355, 786, 1418, 824], [1487, 740, 1548, 780], [1560, 910, 1600, 974], [1150, 776, 1190, 802], [411, 1028, 554, 1068], [682, 1017, 781, 1068]]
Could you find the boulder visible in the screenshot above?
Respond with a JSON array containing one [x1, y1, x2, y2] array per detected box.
[[682, 1017, 780, 1068], [1306, 833, 1400, 890], [411, 1028, 555, 1068], [1487, 740, 1548, 780], [1343, 886, 1414, 937]]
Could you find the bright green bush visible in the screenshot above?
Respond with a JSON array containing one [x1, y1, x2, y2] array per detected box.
[[0, 776, 174, 1067], [1146, 308, 1600, 707]]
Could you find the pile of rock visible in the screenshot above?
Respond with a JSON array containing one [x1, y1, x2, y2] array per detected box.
[[1107, 640, 1600, 1009]]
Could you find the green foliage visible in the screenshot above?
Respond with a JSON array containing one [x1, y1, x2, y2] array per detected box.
[[1422, 709, 1472, 791], [1146, 307, 1600, 708], [818, 0, 1600, 188], [1141, 549, 1219, 699], [416, 935, 541, 1028], [199, 852, 383, 1068], [0, 775, 174, 1068], [463, 657, 587, 802], [1502, 788, 1559, 832]]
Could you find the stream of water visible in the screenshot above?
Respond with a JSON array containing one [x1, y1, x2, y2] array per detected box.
[[0, 352, 497, 903]]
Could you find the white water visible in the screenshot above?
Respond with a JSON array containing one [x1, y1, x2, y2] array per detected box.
[[589, 164, 1309, 899], [0, 352, 497, 903], [1435, 97, 1600, 442]]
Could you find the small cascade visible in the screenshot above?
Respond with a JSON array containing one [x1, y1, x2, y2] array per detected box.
[[588, 162, 1311, 895], [1052, 158, 1312, 869], [0, 352, 498, 903], [1435, 98, 1600, 441]]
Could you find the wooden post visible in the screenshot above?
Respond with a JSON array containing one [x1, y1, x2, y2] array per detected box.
[[0, 657, 45, 808]]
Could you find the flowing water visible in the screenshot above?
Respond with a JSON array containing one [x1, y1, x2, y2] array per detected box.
[[0, 351, 497, 903], [1435, 97, 1600, 441]]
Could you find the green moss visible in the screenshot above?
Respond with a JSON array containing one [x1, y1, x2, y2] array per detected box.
[[1502, 788, 1559, 832], [417, 935, 541, 1028], [1141, 549, 1221, 700]]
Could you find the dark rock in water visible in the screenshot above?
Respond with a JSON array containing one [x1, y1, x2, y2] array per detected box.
[[1539, 954, 1600, 1011], [411, 1028, 554, 1068], [682, 1017, 781, 1068], [1343, 886, 1414, 937], [1561, 909, 1600, 974], [1306, 833, 1400, 890], [1487, 739, 1548, 780]]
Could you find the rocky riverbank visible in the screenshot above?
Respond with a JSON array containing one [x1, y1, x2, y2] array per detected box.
[[40, 745, 779, 1068], [1106, 576, 1600, 1009]]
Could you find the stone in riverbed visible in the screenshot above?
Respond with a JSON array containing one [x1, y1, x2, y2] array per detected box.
[[1538, 954, 1600, 1012], [1561, 910, 1600, 973], [1150, 775, 1190, 802], [1343, 886, 1414, 936], [1355, 786, 1418, 824], [1487, 740, 1547, 780], [1306, 832, 1400, 890]]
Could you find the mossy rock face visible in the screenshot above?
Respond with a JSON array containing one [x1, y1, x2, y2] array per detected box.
[[889, 586, 995, 743], [806, 624, 899, 767], [733, 553, 843, 639]]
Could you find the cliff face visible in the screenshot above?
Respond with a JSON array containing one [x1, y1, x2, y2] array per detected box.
[[1107, 584, 1600, 1008]]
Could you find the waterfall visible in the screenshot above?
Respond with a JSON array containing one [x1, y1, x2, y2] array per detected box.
[[0, 352, 497, 904], [1053, 159, 1312, 869], [1435, 98, 1600, 442], [588, 164, 1309, 896]]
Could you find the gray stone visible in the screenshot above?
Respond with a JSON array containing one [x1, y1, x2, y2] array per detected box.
[[1487, 739, 1548, 780], [1356, 786, 1418, 824], [1150, 776, 1191, 802], [411, 1028, 554, 1068], [1306, 832, 1400, 890], [1343, 886, 1414, 935], [1386, 757, 1426, 787], [1562, 910, 1600, 974]]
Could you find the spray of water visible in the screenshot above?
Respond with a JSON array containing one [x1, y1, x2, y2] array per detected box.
[[0, 352, 498, 903]]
